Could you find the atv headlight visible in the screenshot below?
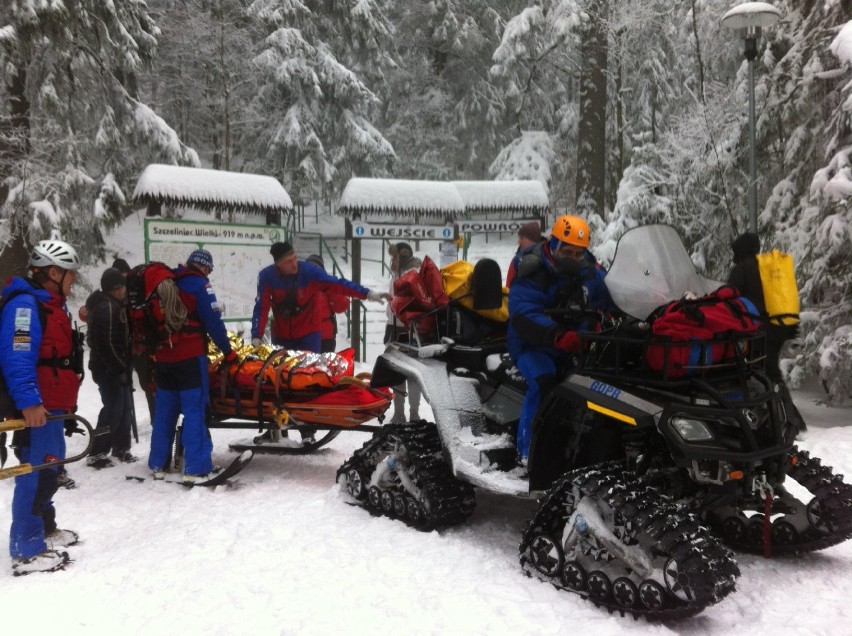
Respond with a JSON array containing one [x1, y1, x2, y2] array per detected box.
[[671, 417, 714, 442]]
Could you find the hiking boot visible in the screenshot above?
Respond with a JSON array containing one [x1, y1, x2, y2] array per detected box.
[[86, 453, 114, 469], [12, 550, 70, 576], [111, 450, 138, 464], [183, 466, 222, 485], [56, 472, 76, 489], [46, 528, 80, 549]]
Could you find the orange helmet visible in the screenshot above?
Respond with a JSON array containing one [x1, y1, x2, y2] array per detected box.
[[550, 214, 590, 248]]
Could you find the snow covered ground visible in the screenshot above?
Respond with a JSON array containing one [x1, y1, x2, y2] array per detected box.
[[2, 211, 851, 635]]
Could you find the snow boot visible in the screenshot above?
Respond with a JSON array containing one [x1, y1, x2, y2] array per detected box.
[[183, 466, 222, 485], [86, 453, 114, 469], [12, 550, 70, 577], [56, 471, 76, 490], [111, 450, 138, 463], [151, 470, 166, 480], [46, 528, 80, 549]]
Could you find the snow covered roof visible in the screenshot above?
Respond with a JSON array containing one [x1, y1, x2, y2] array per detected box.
[[337, 178, 549, 219], [453, 180, 548, 213], [338, 178, 464, 219], [132, 164, 293, 215]]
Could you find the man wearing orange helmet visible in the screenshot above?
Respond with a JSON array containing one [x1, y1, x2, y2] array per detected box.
[[507, 214, 613, 467]]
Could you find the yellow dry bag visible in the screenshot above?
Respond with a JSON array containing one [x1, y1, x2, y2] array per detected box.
[[440, 261, 509, 323], [756, 249, 800, 326]]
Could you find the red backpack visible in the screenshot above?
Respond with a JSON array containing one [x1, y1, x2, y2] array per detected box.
[[645, 285, 761, 377], [126, 262, 187, 349]]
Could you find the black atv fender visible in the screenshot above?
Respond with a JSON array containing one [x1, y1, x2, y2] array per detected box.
[[528, 373, 662, 492]]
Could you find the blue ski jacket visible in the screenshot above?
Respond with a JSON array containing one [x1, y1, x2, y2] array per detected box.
[[507, 243, 613, 360]]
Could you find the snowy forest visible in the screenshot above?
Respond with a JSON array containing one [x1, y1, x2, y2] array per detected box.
[[0, 0, 850, 401]]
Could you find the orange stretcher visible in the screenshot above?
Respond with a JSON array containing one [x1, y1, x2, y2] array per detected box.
[[206, 340, 393, 454]]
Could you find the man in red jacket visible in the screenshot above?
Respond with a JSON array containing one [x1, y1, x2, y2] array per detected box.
[[251, 242, 387, 352], [305, 254, 349, 353]]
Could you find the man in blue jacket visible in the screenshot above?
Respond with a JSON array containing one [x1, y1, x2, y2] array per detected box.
[[507, 215, 613, 467], [147, 249, 238, 482], [251, 241, 387, 351], [0, 240, 83, 575]]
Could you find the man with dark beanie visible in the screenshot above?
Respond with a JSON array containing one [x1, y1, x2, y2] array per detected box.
[[251, 241, 388, 352], [506, 221, 544, 287], [728, 233, 807, 434], [86, 268, 135, 468]]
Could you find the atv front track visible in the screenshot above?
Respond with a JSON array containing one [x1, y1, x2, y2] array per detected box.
[[710, 447, 852, 555], [520, 461, 739, 620]]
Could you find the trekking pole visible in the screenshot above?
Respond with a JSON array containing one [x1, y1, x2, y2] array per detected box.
[[0, 413, 106, 480], [129, 384, 139, 444], [126, 335, 139, 443]]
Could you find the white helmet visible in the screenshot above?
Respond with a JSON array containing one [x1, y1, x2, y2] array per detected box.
[[29, 239, 81, 271]]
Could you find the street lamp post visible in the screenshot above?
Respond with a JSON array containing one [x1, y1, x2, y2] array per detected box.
[[722, 2, 783, 235]]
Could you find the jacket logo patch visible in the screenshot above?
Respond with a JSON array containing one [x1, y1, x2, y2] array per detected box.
[[15, 307, 32, 329], [12, 328, 31, 351]]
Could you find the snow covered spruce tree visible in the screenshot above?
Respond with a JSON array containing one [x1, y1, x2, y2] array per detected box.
[[0, 0, 197, 275], [381, 1, 515, 181], [777, 5, 852, 403], [487, 1, 581, 206], [144, 0, 260, 174], [246, 0, 397, 205]]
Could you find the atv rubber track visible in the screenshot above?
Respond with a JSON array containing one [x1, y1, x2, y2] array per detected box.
[[520, 461, 739, 621], [336, 422, 475, 530], [712, 447, 852, 555]]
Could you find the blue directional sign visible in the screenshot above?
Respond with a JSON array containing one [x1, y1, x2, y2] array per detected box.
[[350, 222, 457, 240]]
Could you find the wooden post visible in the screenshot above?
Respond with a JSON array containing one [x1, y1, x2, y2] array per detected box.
[[347, 219, 362, 361]]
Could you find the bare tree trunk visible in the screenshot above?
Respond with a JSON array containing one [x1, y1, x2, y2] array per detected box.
[[575, 0, 609, 219], [220, 20, 231, 172], [0, 66, 33, 278]]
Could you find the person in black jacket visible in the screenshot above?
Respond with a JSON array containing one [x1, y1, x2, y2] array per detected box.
[[86, 268, 137, 467], [728, 233, 807, 434]]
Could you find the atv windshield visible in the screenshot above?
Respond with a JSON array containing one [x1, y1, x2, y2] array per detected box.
[[604, 225, 722, 321]]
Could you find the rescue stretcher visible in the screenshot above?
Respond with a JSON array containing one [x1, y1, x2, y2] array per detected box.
[[206, 336, 393, 455]]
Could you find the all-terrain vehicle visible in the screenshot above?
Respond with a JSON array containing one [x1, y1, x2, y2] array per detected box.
[[336, 225, 852, 620]]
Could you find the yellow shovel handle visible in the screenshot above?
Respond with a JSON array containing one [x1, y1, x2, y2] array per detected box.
[[0, 419, 27, 433], [0, 464, 33, 480]]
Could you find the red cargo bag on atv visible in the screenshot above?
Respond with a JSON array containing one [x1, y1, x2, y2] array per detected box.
[[645, 285, 761, 377]]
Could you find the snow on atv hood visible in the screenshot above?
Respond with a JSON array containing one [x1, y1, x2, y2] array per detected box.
[[604, 224, 723, 321]]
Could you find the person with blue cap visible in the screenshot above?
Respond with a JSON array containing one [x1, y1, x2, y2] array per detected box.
[[147, 248, 238, 483]]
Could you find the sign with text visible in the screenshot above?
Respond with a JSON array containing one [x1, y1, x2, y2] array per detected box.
[[145, 218, 284, 245], [144, 218, 283, 323], [457, 218, 542, 234], [351, 221, 457, 240]]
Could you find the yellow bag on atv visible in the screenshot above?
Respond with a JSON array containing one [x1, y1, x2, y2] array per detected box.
[[440, 261, 509, 323], [756, 250, 800, 327]]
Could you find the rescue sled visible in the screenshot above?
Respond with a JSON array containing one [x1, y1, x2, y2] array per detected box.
[[206, 338, 393, 455]]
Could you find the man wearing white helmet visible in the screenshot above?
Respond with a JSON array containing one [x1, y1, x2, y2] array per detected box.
[[0, 239, 84, 575]]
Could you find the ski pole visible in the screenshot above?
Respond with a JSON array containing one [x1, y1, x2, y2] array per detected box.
[[0, 413, 105, 480]]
